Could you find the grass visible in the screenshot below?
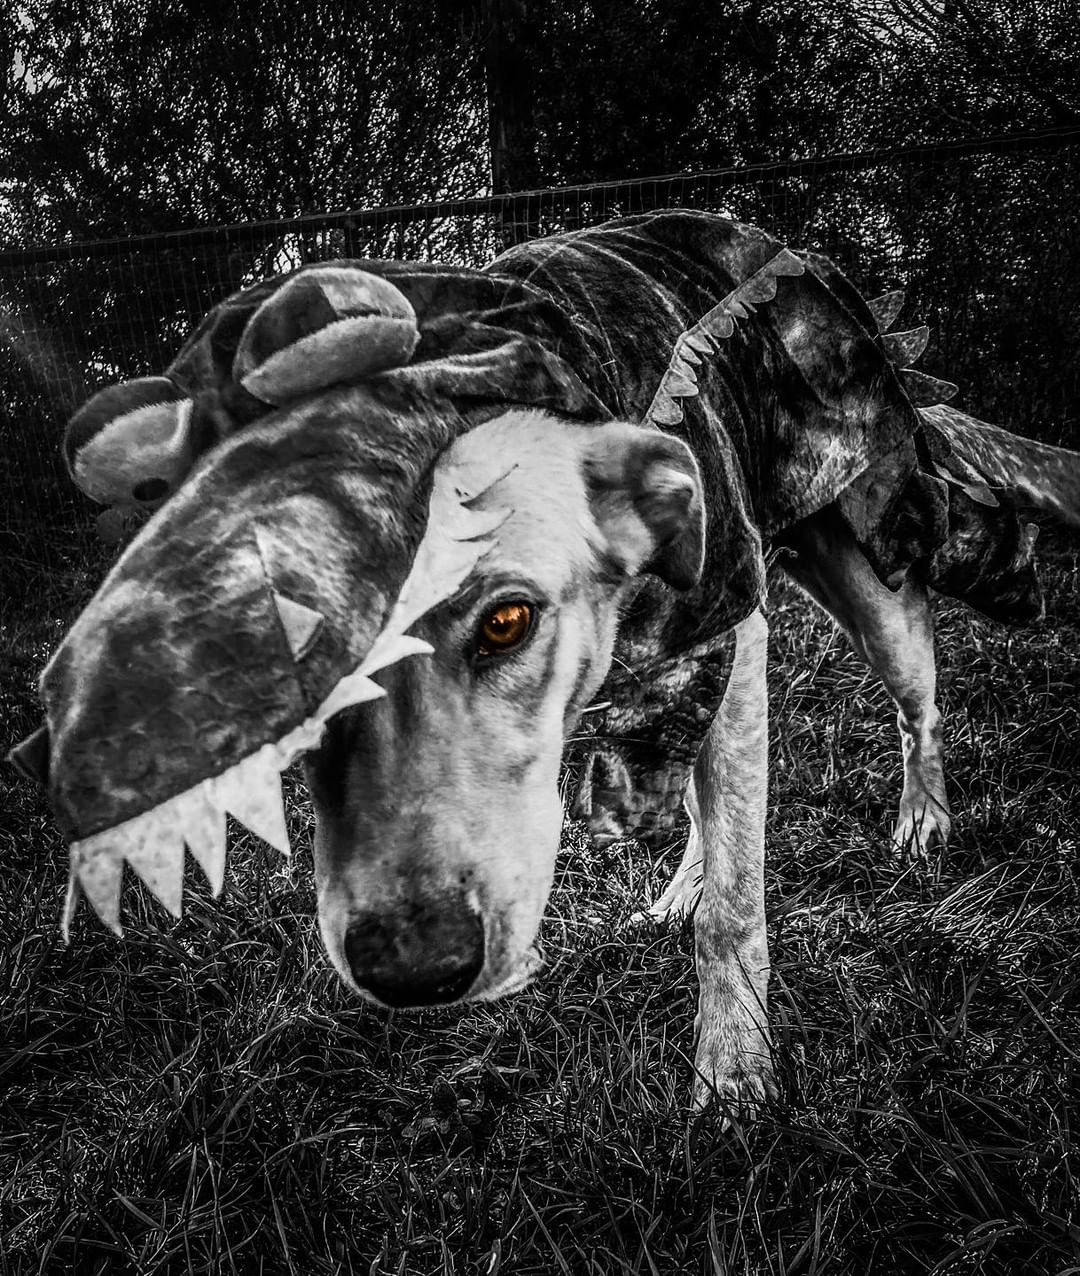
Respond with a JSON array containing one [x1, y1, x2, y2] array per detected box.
[[1, 528, 1078, 1276]]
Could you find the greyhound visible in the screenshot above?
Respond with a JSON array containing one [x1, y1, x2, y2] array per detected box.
[[13, 211, 1080, 1115]]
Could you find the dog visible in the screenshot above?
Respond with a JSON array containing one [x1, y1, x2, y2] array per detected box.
[[12, 210, 1080, 1115]]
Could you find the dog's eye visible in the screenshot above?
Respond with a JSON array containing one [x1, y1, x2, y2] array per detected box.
[[476, 601, 534, 658]]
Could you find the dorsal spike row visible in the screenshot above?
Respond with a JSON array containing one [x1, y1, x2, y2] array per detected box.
[[866, 291, 958, 407], [645, 248, 806, 428]]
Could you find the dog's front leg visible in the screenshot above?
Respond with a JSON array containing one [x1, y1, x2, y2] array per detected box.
[[690, 606, 774, 1116]]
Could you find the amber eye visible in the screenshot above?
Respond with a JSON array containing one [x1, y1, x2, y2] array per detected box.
[[476, 601, 534, 657]]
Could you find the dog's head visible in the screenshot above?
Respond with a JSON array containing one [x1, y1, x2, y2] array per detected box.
[[305, 408, 704, 1006], [14, 375, 703, 1008]]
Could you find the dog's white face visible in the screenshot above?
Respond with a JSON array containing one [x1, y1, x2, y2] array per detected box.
[[305, 409, 704, 1008]]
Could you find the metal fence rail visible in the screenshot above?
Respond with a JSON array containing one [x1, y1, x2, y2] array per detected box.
[[3, 130, 1078, 591]]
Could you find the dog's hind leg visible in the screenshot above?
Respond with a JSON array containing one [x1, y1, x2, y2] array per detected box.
[[688, 606, 774, 1115], [781, 506, 951, 851]]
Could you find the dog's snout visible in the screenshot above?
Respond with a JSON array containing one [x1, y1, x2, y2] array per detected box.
[[343, 899, 485, 1007]]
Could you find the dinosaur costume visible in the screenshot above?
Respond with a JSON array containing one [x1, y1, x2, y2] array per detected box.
[[10, 210, 1059, 935]]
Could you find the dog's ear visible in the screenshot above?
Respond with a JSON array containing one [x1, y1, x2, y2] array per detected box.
[[583, 422, 705, 590]]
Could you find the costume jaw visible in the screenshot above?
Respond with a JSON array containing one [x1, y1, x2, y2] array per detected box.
[[30, 387, 511, 938]]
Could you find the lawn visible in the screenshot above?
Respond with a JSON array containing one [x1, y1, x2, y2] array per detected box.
[[1, 525, 1078, 1275]]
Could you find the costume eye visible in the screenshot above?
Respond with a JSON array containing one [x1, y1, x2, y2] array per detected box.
[[476, 601, 535, 658]]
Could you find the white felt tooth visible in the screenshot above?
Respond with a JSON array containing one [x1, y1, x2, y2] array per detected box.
[[214, 748, 291, 856], [122, 812, 186, 918], [315, 670, 388, 721], [271, 591, 325, 661], [675, 340, 702, 365], [359, 631, 435, 678], [176, 781, 228, 896], [61, 856, 83, 944], [72, 838, 124, 936]]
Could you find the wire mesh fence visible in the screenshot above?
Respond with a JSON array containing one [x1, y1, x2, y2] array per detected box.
[[2, 129, 1078, 592]]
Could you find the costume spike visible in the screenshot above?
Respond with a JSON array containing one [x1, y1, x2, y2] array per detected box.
[[682, 331, 715, 355], [770, 248, 805, 275], [883, 326, 930, 368], [675, 340, 703, 366], [271, 592, 325, 662], [663, 371, 699, 398], [958, 480, 1000, 508], [651, 396, 684, 426], [732, 272, 781, 304], [867, 290, 906, 332], [669, 355, 699, 383], [899, 369, 959, 406]]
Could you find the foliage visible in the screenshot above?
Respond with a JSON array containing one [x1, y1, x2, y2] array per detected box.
[[1, 0, 487, 245]]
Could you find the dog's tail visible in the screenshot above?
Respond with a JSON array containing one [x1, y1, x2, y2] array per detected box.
[[922, 403, 1080, 528]]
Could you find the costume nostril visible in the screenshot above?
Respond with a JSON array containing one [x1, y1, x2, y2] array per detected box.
[[343, 899, 485, 1008]]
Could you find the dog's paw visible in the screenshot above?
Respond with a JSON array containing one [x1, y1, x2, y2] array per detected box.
[[631, 860, 703, 928], [691, 1019, 775, 1123], [892, 794, 951, 855]]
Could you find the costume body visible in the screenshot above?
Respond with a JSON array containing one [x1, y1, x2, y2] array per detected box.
[[19, 211, 1046, 915]]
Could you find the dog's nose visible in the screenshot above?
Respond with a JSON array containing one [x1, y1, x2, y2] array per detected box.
[[343, 899, 485, 1007]]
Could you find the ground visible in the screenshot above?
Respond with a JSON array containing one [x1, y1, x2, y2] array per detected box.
[[1, 525, 1078, 1276]]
